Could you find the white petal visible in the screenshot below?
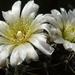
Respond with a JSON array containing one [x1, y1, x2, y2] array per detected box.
[[18, 45, 26, 61], [29, 14, 47, 33], [2, 1, 21, 24], [71, 18, 75, 26], [44, 14, 58, 27], [60, 8, 68, 26], [63, 41, 75, 52], [0, 21, 8, 33], [30, 33, 47, 42], [71, 43, 75, 52], [10, 45, 26, 66], [51, 34, 64, 43], [63, 40, 72, 50], [29, 34, 54, 55], [0, 45, 13, 66], [24, 43, 39, 63], [21, 0, 39, 20], [0, 45, 4, 53], [68, 10, 73, 23], [44, 14, 63, 30], [40, 24, 51, 36], [51, 9, 61, 16], [12, 1, 21, 15], [31, 14, 47, 26], [10, 50, 22, 66], [73, 9, 75, 17], [50, 27, 62, 36], [51, 9, 63, 30]]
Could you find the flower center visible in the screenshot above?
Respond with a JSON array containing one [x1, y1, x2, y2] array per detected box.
[[4, 19, 36, 45], [16, 31, 25, 42], [63, 25, 75, 42]]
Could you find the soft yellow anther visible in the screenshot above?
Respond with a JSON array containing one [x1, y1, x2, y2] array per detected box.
[[16, 31, 24, 41], [17, 31, 23, 38]]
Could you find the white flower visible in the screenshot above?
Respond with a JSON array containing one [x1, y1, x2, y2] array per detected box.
[[0, 0, 54, 67], [44, 8, 75, 51]]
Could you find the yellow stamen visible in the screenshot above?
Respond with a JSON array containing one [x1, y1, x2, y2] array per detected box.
[[4, 19, 37, 45], [16, 31, 24, 42]]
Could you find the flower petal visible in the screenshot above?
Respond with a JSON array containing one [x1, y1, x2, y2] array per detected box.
[[60, 8, 68, 26], [51, 9, 61, 16], [10, 50, 22, 67], [63, 41, 75, 52], [0, 45, 4, 53], [51, 9, 63, 30], [31, 14, 47, 26], [50, 27, 62, 36], [2, 1, 21, 24], [21, 0, 39, 20], [18, 45, 26, 61], [10, 44, 26, 66], [68, 10, 74, 23], [29, 34, 54, 55], [44, 14, 63, 30], [24, 43, 39, 63], [71, 43, 75, 52], [51, 34, 64, 43], [73, 9, 75, 17], [39, 24, 51, 36], [0, 21, 8, 33], [63, 40, 72, 50], [29, 33, 47, 43], [71, 18, 75, 26], [0, 45, 13, 66]]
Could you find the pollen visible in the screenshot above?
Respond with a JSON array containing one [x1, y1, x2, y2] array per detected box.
[[16, 31, 25, 42]]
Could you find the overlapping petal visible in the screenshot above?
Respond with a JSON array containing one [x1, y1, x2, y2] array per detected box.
[[0, 45, 14, 66], [45, 8, 75, 52], [29, 34, 54, 55], [2, 1, 21, 24], [10, 44, 26, 66], [0, 0, 54, 67], [24, 43, 39, 63], [21, 0, 39, 20]]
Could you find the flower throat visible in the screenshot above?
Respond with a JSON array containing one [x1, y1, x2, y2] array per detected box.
[[63, 25, 75, 42], [4, 20, 35, 44]]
